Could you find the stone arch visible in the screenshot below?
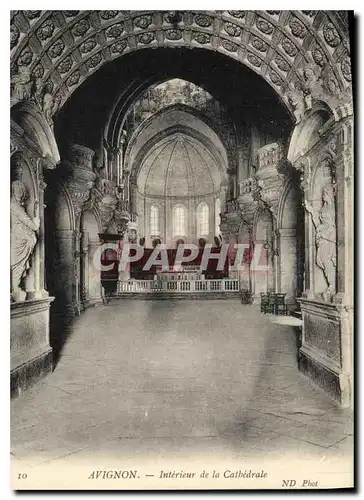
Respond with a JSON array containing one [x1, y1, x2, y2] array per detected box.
[[122, 103, 235, 174], [11, 102, 60, 166], [127, 125, 228, 187], [10, 11, 352, 120], [81, 209, 100, 238], [129, 126, 228, 187], [287, 103, 334, 164]]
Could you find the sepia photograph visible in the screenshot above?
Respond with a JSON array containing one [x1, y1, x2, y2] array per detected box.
[[9, 8, 354, 490]]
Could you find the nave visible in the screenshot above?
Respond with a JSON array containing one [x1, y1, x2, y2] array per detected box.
[[11, 300, 353, 476]]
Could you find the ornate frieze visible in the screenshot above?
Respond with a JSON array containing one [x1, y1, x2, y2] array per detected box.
[[72, 19, 90, 38], [134, 14, 153, 29], [18, 46, 33, 66], [281, 37, 298, 58], [10, 10, 352, 120], [340, 52, 352, 82], [237, 177, 259, 228], [224, 22, 242, 37], [285, 59, 353, 123], [11, 24, 20, 49], [106, 23, 124, 39], [247, 53, 262, 68], [165, 29, 182, 40], [63, 11, 79, 18], [80, 37, 97, 54], [37, 19, 55, 42], [11, 66, 34, 105], [59, 145, 97, 218], [254, 143, 286, 220], [24, 10, 42, 20], [251, 37, 268, 52], [100, 10, 119, 20], [221, 39, 238, 52], [255, 16, 274, 36], [86, 52, 102, 69], [193, 32, 211, 44], [274, 54, 289, 72], [138, 32, 154, 44], [57, 56, 73, 74], [289, 15, 307, 39], [48, 38, 65, 59], [269, 70, 283, 87], [323, 21, 341, 48], [67, 71, 81, 87], [194, 14, 213, 27], [110, 40, 127, 54], [312, 44, 327, 67], [227, 11, 245, 19]]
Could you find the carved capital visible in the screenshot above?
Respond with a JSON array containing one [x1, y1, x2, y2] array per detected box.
[[67, 144, 95, 171], [60, 162, 96, 219]]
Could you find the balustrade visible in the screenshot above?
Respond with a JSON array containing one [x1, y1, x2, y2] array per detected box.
[[117, 279, 239, 294]]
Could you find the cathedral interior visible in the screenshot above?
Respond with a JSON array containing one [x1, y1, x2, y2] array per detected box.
[[10, 10, 354, 476]]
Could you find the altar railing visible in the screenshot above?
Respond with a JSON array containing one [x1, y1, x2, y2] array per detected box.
[[117, 279, 239, 293]]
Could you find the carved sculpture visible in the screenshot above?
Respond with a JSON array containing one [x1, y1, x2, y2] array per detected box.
[[299, 63, 319, 108], [305, 184, 337, 296], [286, 83, 305, 123], [11, 66, 34, 105], [11, 180, 40, 301], [42, 91, 61, 126]]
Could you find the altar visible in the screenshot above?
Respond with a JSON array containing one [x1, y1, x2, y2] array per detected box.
[[155, 266, 204, 282]]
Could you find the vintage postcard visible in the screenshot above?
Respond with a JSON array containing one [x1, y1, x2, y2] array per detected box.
[[10, 9, 354, 490]]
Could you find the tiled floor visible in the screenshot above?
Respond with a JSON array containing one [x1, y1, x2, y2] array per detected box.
[[11, 300, 353, 471]]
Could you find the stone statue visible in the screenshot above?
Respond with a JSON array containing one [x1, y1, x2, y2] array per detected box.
[[286, 83, 305, 123], [42, 91, 61, 127], [299, 64, 319, 108], [305, 184, 337, 297], [11, 66, 34, 105], [42, 92, 54, 124], [11, 180, 40, 301]]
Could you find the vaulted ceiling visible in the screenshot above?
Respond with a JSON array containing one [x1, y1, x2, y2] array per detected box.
[[11, 10, 352, 116], [138, 132, 222, 198]]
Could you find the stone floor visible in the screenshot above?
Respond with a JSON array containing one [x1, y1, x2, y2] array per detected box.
[[11, 300, 353, 482]]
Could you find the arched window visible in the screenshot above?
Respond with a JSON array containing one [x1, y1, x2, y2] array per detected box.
[[215, 198, 221, 236], [173, 204, 187, 237], [150, 205, 159, 235], [197, 203, 209, 236]]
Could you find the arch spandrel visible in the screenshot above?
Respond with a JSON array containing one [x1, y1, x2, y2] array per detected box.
[[10, 10, 352, 118]]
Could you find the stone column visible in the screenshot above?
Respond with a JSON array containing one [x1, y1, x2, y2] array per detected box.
[[88, 238, 102, 305], [332, 119, 353, 405], [123, 171, 130, 202], [52, 144, 96, 315], [53, 230, 76, 316], [278, 227, 297, 305], [74, 230, 81, 315], [130, 181, 138, 214], [28, 168, 48, 300], [334, 119, 353, 304], [80, 230, 89, 307]]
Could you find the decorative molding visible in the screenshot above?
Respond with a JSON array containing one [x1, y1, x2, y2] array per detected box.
[[253, 143, 286, 219], [10, 11, 352, 116]]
